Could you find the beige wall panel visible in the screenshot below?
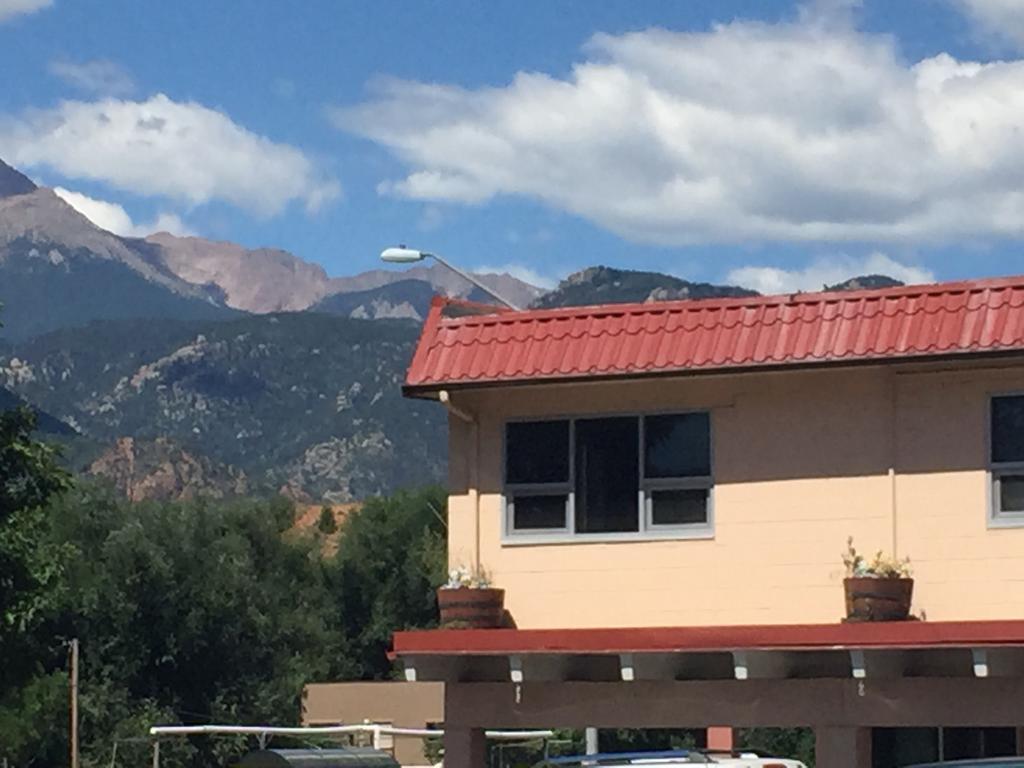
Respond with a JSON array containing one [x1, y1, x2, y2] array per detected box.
[[443, 361, 1024, 628]]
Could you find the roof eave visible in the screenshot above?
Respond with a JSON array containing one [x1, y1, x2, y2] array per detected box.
[[401, 346, 1024, 399]]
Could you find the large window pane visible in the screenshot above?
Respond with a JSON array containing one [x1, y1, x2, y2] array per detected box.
[[512, 495, 568, 530], [1000, 474, 1024, 514], [650, 488, 709, 526], [644, 413, 711, 478], [575, 417, 639, 533], [506, 420, 569, 484], [992, 396, 1024, 464]]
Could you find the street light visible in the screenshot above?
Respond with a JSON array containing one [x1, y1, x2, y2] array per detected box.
[[380, 246, 521, 310]]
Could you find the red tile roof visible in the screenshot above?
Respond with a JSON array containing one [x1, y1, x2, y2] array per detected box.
[[404, 276, 1024, 393], [391, 620, 1024, 659]]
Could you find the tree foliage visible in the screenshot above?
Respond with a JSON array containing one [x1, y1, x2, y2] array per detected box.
[[0, 407, 71, 641], [331, 486, 447, 677], [0, 449, 448, 768]]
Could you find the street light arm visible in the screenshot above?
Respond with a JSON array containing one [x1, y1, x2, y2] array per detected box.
[[425, 253, 521, 310]]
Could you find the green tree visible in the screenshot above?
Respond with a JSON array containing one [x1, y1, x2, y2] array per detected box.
[[0, 407, 71, 645], [28, 485, 353, 768], [331, 486, 447, 678], [0, 404, 72, 766]]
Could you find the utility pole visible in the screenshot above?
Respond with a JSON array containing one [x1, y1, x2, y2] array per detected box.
[[69, 638, 80, 768]]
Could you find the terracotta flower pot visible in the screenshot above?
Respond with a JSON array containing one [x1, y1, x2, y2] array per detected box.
[[437, 587, 506, 628], [844, 577, 913, 621]]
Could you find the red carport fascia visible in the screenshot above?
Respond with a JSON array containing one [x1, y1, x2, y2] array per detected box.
[[389, 620, 1024, 660]]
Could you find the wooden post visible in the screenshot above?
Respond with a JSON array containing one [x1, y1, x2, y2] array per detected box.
[[443, 727, 486, 768], [151, 739, 160, 768], [815, 727, 872, 768], [69, 638, 79, 768]]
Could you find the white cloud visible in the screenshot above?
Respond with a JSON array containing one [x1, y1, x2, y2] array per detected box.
[[2, 94, 339, 216], [0, 0, 52, 23], [474, 262, 561, 290], [726, 253, 935, 294], [54, 186, 193, 238], [953, 0, 1024, 48], [49, 59, 135, 96], [335, 15, 1024, 245]]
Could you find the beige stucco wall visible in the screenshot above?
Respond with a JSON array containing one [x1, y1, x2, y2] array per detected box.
[[443, 359, 1024, 629], [302, 682, 444, 766]]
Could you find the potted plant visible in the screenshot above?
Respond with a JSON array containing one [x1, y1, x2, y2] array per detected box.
[[437, 565, 506, 629], [842, 537, 914, 621]]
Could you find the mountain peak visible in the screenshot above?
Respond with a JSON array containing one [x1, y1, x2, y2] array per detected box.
[[0, 159, 37, 199]]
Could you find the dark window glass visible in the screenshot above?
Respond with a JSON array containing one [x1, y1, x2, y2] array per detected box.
[[575, 417, 639, 533], [506, 420, 569, 484], [512, 495, 567, 530], [992, 396, 1024, 464], [943, 728, 1017, 761], [644, 413, 711, 478], [650, 488, 709, 526], [1000, 475, 1024, 513]]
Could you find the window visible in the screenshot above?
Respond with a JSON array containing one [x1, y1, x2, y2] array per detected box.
[[991, 395, 1024, 523], [504, 412, 713, 540], [505, 420, 571, 531]]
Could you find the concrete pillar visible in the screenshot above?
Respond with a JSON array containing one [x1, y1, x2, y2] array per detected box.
[[707, 727, 734, 752], [444, 726, 486, 768], [816, 727, 872, 768]]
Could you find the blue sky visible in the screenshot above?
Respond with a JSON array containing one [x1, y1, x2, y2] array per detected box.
[[2, 0, 1024, 292]]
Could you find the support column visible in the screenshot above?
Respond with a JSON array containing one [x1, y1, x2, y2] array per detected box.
[[816, 727, 872, 768], [444, 726, 486, 768]]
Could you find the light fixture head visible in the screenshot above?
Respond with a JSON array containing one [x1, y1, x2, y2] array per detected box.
[[380, 246, 428, 264]]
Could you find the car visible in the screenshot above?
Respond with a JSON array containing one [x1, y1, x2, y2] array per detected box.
[[903, 760, 1024, 768], [534, 749, 807, 768]]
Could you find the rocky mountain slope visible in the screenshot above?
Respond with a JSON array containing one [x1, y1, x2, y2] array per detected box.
[[148, 231, 543, 315], [0, 186, 233, 340], [147, 232, 334, 313], [0, 313, 446, 502], [87, 437, 251, 502]]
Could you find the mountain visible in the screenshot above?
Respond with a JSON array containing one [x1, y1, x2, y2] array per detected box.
[[533, 265, 758, 308], [826, 274, 906, 292], [312, 278, 437, 320], [149, 232, 544, 315], [0, 159, 37, 198], [86, 437, 251, 502], [147, 232, 334, 313], [0, 188, 233, 340], [327, 263, 544, 312], [0, 312, 446, 502]]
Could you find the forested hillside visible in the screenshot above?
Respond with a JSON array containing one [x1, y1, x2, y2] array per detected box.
[[0, 313, 446, 501]]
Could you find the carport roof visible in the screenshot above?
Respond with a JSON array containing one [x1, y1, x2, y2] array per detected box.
[[392, 620, 1024, 658], [390, 621, 1024, 683]]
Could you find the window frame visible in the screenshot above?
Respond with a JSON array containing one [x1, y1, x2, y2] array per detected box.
[[988, 392, 1024, 528], [502, 410, 715, 545], [503, 419, 574, 535]]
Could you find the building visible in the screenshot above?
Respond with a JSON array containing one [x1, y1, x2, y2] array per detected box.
[[302, 682, 444, 767], [391, 277, 1024, 768]]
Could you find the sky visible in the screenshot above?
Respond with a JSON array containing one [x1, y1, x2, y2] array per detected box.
[[2, 0, 1024, 292]]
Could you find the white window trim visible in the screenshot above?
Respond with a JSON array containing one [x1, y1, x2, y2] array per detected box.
[[502, 411, 715, 545], [988, 393, 1024, 528]]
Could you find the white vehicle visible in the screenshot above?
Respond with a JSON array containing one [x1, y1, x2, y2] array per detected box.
[[534, 749, 807, 768]]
